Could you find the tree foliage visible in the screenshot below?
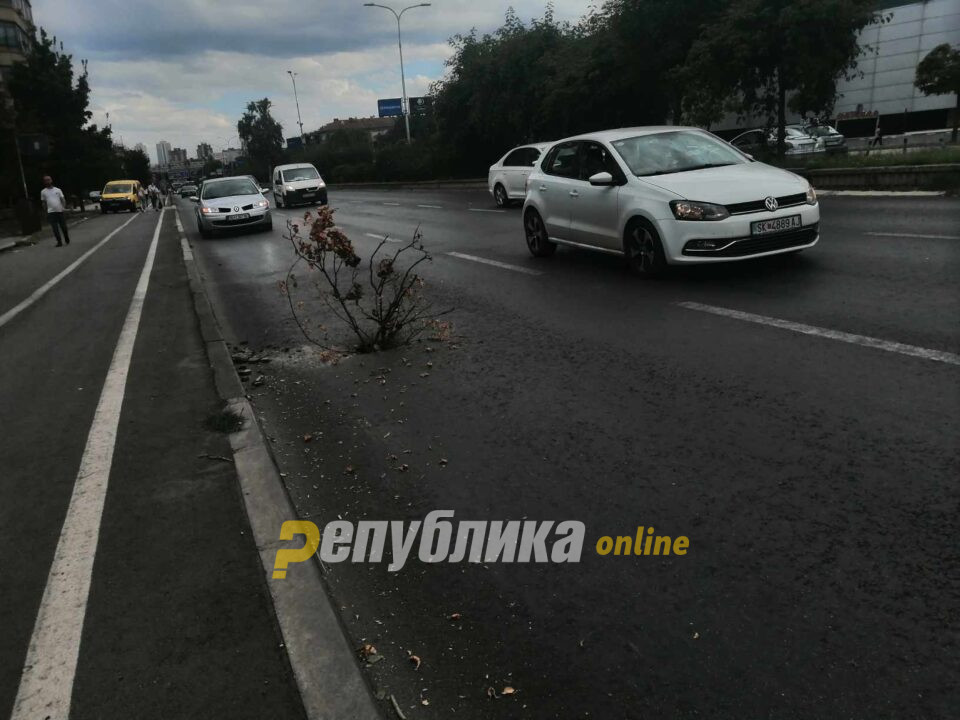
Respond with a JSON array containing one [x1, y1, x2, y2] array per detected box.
[[237, 98, 284, 179], [915, 43, 960, 141], [680, 0, 882, 151], [1, 28, 119, 202]]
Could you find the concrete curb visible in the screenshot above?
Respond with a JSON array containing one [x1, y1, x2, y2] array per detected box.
[[176, 220, 383, 720]]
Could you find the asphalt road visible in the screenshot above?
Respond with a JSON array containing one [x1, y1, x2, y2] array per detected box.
[[0, 209, 304, 719], [183, 187, 959, 719]]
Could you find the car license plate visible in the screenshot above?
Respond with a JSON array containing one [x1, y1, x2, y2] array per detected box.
[[302, 192, 315, 198], [751, 214, 801, 236], [227, 213, 249, 221]]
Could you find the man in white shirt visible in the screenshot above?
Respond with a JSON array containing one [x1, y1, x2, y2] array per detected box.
[[39, 175, 70, 247], [147, 182, 160, 211]]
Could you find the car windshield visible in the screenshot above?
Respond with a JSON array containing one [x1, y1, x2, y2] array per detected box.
[[803, 126, 837, 137], [611, 131, 746, 177], [104, 183, 132, 194], [201, 178, 260, 199], [282, 167, 320, 182]]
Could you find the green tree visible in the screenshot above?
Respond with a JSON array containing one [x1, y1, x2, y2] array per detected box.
[[2, 29, 116, 201], [680, 0, 882, 153], [120, 147, 151, 184], [237, 98, 284, 180], [914, 43, 960, 142]]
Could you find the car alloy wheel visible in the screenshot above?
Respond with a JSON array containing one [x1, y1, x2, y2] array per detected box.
[[494, 184, 508, 208], [524, 210, 556, 257], [625, 223, 665, 276]]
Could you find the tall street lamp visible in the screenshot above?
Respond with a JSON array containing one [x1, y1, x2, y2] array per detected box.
[[287, 70, 305, 146], [363, 2, 430, 144]]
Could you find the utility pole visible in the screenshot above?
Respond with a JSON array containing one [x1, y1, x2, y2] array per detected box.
[[287, 71, 305, 146], [363, 3, 431, 144]]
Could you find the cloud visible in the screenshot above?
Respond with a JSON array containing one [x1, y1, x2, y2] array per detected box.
[[29, 0, 592, 161]]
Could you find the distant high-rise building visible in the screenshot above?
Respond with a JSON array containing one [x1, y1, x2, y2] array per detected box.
[[156, 140, 172, 166], [170, 147, 187, 164], [197, 142, 213, 160]]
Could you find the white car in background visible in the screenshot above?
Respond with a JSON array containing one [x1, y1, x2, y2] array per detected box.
[[272, 163, 328, 208], [522, 127, 819, 276], [488, 142, 551, 207]]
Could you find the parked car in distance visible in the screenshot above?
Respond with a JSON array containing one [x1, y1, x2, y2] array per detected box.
[[271, 163, 327, 207], [193, 176, 272, 238], [488, 142, 551, 207], [791, 123, 847, 153], [88, 190, 101, 202], [522, 127, 819, 276], [100, 180, 142, 213], [730, 127, 820, 157], [179, 184, 198, 198]]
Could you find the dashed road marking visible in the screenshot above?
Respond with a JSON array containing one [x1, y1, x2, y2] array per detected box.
[[10, 210, 165, 719], [468, 208, 505, 213], [447, 251, 542, 276], [677, 301, 960, 366], [417, 204, 443, 209], [864, 231, 959, 240], [383, 202, 401, 206], [0, 213, 140, 330], [365, 233, 402, 243]]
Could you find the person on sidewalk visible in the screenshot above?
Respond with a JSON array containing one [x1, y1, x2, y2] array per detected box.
[[137, 184, 148, 212], [870, 125, 883, 148], [40, 176, 70, 247], [148, 182, 161, 211]]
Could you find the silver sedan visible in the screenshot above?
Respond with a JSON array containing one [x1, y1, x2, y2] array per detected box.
[[192, 177, 272, 238]]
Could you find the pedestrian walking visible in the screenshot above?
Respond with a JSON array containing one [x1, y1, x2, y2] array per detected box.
[[148, 182, 160, 211], [40, 175, 71, 247], [137, 184, 148, 212], [870, 124, 883, 148]]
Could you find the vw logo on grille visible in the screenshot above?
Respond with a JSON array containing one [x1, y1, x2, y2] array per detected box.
[[764, 196, 778, 211], [233, 206, 240, 212]]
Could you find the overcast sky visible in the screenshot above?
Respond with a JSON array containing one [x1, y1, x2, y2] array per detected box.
[[31, 1, 590, 163]]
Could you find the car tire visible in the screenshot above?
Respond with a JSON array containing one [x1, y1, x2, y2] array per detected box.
[[624, 220, 666, 277], [276, 193, 284, 208], [198, 218, 211, 239], [264, 217, 273, 232], [494, 184, 508, 208], [524, 209, 556, 258]]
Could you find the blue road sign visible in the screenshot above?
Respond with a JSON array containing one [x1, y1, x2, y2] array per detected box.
[[378, 98, 403, 118]]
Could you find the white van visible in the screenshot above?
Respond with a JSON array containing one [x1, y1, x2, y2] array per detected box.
[[271, 163, 328, 208]]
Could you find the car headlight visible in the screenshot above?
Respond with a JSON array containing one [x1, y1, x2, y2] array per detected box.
[[806, 186, 817, 205], [200, 206, 219, 214], [285, 185, 294, 192], [256, 199, 269, 208], [670, 200, 729, 221]]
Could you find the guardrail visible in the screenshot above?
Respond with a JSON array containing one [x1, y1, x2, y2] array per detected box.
[[789, 163, 960, 191]]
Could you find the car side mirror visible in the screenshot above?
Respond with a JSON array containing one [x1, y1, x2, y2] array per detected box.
[[189, 196, 199, 203], [260, 188, 271, 194], [588, 171, 615, 186]]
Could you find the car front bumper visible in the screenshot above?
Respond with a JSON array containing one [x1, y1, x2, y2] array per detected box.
[[100, 198, 137, 210], [198, 208, 271, 232], [281, 186, 328, 205], [656, 202, 821, 264]]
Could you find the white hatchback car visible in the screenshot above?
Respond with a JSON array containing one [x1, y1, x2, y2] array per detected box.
[[522, 127, 820, 275], [488, 143, 551, 207]]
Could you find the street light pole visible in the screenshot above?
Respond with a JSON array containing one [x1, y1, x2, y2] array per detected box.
[[287, 70, 305, 146], [363, 3, 431, 144]]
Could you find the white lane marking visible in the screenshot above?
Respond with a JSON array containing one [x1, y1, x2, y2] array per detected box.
[[174, 210, 184, 233], [365, 233, 402, 243], [11, 210, 165, 719], [677, 301, 960, 366], [864, 231, 960, 240], [383, 202, 401, 206], [417, 204, 443, 209], [0, 213, 140, 330], [180, 237, 194, 261], [469, 208, 505, 213], [447, 251, 542, 276]]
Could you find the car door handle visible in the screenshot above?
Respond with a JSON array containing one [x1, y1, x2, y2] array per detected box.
[[569, 190, 579, 198]]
